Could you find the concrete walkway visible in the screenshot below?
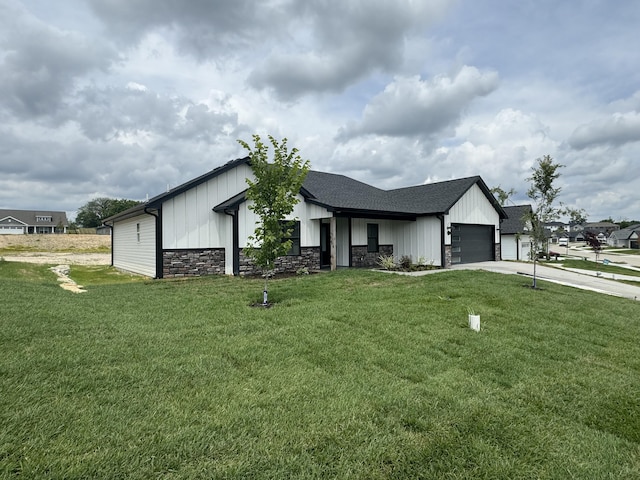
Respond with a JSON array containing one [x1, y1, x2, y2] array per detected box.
[[382, 261, 640, 301]]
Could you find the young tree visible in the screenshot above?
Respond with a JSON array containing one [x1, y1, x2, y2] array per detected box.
[[565, 207, 587, 226], [490, 185, 516, 206], [525, 155, 564, 288], [238, 135, 310, 305], [584, 231, 603, 263]]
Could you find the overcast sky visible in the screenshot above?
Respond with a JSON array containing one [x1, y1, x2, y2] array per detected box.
[[1, 0, 638, 222]]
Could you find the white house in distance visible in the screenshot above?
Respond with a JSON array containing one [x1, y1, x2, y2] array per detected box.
[[0, 209, 69, 234], [607, 224, 640, 249], [500, 205, 533, 261], [104, 157, 507, 278]]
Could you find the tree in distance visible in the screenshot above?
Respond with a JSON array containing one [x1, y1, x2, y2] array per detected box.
[[76, 197, 141, 228]]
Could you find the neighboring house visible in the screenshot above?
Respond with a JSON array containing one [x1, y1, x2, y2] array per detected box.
[[500, 205, 533, 261], [0, 209, 68, 234], [607, 224, 640, 249], [104, 157, 507, 278], [544, 221, 567, 233], [583, 222, 619, 236]]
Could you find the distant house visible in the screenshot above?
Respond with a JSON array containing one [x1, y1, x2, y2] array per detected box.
[[607, 224, 640, 249], [104, 157, 507, 278], [0, 209, 68, 234], [583, 222, 619, 236], [501, 205, 533, 261]]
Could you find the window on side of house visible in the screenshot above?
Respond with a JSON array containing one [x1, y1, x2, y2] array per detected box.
[[136, 223, 141, 242], [367, 223, 379, 253], [280, 220, 301, 256]]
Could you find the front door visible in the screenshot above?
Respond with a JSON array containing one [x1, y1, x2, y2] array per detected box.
[[320, 223, 331, 267]]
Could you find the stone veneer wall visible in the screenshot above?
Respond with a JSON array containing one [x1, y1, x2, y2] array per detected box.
[[238, 247, 320, 276], [163, 249, 225, 278], [351, 244, 393, 268], [494, 243, 500, 262], [444, 245, 452, 268]]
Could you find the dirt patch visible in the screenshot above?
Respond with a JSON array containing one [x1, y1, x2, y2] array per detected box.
[[0, 234, 111, 265], [0, 234, 110, 251]]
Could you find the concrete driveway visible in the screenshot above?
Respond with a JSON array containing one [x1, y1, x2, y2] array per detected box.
[[450, 261, 640, 301]]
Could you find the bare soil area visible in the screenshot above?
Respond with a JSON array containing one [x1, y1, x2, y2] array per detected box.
[[0, 234, 111, 265]]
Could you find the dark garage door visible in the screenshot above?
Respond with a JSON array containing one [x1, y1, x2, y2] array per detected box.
[[450, 224, 494, 264]]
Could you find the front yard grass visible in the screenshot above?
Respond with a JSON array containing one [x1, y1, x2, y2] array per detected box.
[[1, 264, 639, 478], [559, 259, 640, 278]]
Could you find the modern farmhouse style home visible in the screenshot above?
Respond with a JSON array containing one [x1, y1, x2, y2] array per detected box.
[[104, 157, 507, 278], [0, 209, 69, 234]]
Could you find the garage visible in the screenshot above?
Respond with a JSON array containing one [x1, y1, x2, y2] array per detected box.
[[0, 225, 25, 234], [450, 223, 495, 264]]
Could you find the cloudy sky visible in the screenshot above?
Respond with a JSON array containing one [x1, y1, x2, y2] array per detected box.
[[1, 0, 638, 222]]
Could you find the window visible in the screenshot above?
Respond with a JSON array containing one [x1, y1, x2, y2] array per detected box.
[[367, 223, 379, 253], [36, 216, 52, 222], [136, 223, 140, 242], [281, 220, 301, 256]]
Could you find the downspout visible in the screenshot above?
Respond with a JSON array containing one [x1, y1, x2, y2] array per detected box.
[[104, 223, 114, 266], [144, 206, 163, 279], [223, 208, 240, 276], [438, 214, 446, 268]]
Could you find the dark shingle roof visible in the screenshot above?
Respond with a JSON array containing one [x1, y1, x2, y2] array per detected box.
[[303, 172, 506, 218], [501, 205, 533, 234], [0, 209, 68, 226], [610, 224, 640, 240], [107, 158, 506, 222]]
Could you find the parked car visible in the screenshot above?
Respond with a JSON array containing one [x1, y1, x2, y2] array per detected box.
[[558, 237, 568, 247]]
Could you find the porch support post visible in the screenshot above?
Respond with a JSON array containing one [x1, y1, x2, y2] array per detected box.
[[330, 216, 337, 271]]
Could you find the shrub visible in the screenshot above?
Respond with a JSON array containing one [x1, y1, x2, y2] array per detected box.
[[378, 254, 396, 270], [399, 255, 412, 270]]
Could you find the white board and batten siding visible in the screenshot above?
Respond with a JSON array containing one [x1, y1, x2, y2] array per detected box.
[[446, 184, 500, 242], [162, 163, 254, 249], [393, 217, 442, 265], [237, 194, 331, 248], [502, 234, 532, 261], [350, 218, 394, 246], [112, 214, 157, 277]]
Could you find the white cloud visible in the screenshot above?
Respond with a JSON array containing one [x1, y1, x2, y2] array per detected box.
[[569, 112, 640, 150], [338, 66, 498, 140]]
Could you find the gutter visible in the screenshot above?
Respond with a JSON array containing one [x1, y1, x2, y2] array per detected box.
[[438, 214, 446, 268], [144, 206, 163, 279]]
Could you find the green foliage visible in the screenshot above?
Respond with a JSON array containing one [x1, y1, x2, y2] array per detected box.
[[76, 197, 141, 227], [399, 254, 412, 270], [491, 185, 516, 206], [2, 269, 640, 478], [238, 135, 310, 273], [525, 155, 564, 285], [378, 254, 396, 270], [564, 206, 588, 225]]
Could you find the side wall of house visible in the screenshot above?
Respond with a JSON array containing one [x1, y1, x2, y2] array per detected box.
[[393, 217, 442, 265], [162, 163, 254, 249], [113, 214, 157, 277], [237, 195, 331, 248], [501, 235, 518, 260]]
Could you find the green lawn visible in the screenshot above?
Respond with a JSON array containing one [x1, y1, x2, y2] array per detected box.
[[1, 261, 640, 479], [558, 259, 640, 278]]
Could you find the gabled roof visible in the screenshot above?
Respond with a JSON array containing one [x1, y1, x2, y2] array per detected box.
[[501, 205, 533, 235], [302, 172, 506, 218], [108, 157, 506, 223], [0, 209, 68, 226], [105, 157, 251, 223], [609, 224, 640, 240]]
